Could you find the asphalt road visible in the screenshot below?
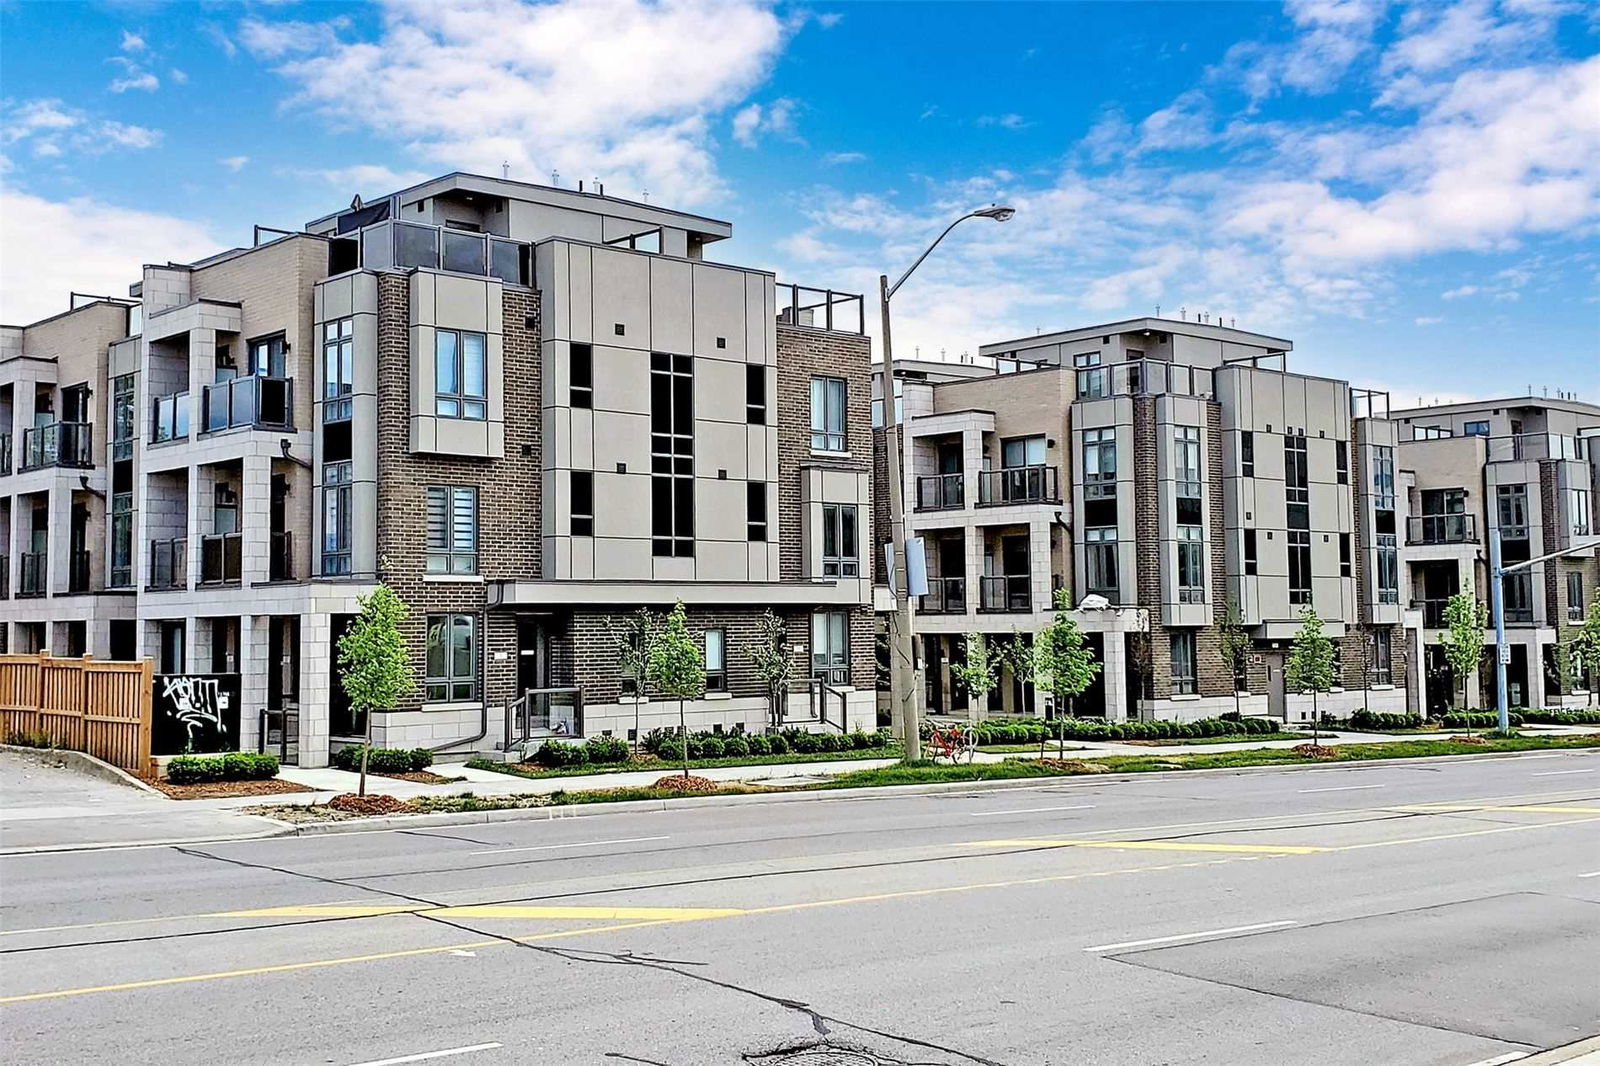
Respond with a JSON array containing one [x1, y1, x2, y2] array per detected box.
[[3, 751, 1598, 1066]]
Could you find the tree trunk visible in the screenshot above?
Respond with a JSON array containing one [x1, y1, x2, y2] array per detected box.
[[632, 695, 642, 756], [1312, 691, 1319, 747], [358, 704, 373, 796], [679, 698, 689, 779]]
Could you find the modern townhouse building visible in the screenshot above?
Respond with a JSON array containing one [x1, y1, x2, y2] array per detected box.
[[0, 172, 876, 766], [1393, 396, 1599, 712], [875, 318, 1417, 723]]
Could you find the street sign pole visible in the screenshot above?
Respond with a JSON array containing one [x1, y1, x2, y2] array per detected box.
[[1490, 526, 1509, 734]]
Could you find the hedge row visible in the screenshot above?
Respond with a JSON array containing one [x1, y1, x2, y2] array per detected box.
[[1441, 711, 1524, 728], [641, 726, 895, 762], [533, 735, 630, 768], [958, 716, 1282, 745], [330, 746, 434, 774], [1518, 708, 1600, 725], [1341, 711, 1425, 731], [167, 752, 279, 785]]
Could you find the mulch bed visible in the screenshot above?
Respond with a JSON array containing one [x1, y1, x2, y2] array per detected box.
[[379, 771, 466, 784], [1446, 735, 1488, 745], [328, 792, 410, 815], [1035, 758, 1112, 774], [1290, 743, 1342, 759], [652, 774, 719, 793], [153, 778, 316, 801]]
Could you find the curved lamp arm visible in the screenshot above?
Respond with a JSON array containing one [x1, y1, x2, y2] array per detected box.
[[886, 213, 976, 301]]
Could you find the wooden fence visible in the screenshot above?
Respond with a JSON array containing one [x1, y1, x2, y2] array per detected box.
[[0, 654, 154, 778]]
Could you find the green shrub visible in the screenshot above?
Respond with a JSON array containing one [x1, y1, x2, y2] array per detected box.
[[655, 737, 687, 761], [583, 736, 630, 764], [1520, 708, 1600, 725], [745, 734, 771, 756], [696, 735, 725, 759], [533, 739, 589, 768], [331, 745, 434, 774], [1441, 711, 1523, 728], [791, 732, 820, 754], [767, 733, 789, 755], [721, 735, 750, 758], [167, 752, 278, 785]]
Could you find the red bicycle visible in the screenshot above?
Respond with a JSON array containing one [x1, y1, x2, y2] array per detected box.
[[926, 723, 978, 764]]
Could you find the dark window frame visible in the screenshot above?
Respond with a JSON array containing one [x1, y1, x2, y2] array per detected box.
[[570, 342, 593, 409], [425, 613, 479, 703], [571, 471, 594, 537], [434, 328, 488, 421], [425, 485, 478, 575]]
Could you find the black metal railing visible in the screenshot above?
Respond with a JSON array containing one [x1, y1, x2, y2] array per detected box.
[[258, 708, 300, 765], [18, 551, 46, 597], [150, 392, 191, 443], [503, 687, 586, 751], [199, 532, 243, 586], [915, 473, 964, 511], [68, 549, 91, 593], [775, 283, 864, 335], [148, 537, 187, 590], [270, 531, 294, 582], [978, 465, 1059, 506], [979, 574, 1032, 613], [0, 432, 11, 475], [202, 375, 294, 433], [0, 556, 8, 598], [21, 422, 93, 470], [919, 576, 967, 614], [1408, 514, 1477, 545]]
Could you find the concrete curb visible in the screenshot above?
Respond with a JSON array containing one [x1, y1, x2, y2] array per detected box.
[[264, 746, 1600, 838], [0, 744, 161, 795], [1510, 1035, 1600, 1065]]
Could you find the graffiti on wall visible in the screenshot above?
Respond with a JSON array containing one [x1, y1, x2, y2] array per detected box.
[[152, 674, 242, 755]]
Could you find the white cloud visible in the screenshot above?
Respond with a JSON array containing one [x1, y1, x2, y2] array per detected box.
[[1441, 284, 1480, 299], [731, 103, 762, 148], [249, 0, 789, 206], [822, 151, 866, 165], [1414, 315, 1444, 325], [731, 97, 800, 148], [1214, 0, 1386, 100], [977, 113, 1029, 130], [2, 99, 162, 157], [120, 30, 146, 52], [238, 16, 351, 59], [0, 191, 216, 324], [219, 155, 250, 172], [289, 163, 433, 191], [170, 68, 189, 85], [109, 69, 160, 93]]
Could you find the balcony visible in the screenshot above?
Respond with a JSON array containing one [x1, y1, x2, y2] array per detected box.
[[919, 577, 967, 614], [775, 283, 864, 335], [21, 422, 93, 471], [68, 549, 91, 594], [978, 466, 1059, 507], [345, 219, 531, 287], [0, 556, 7, 598], [270, 532, 294, 582], [199, 533, 243, 586], [979, 574, 1032, 613], [150, 393, 191, 444], [202, 375, 293, 433], [1408, 514, 1478, 545], [1488, 433, 1587, 463], [0, 432, 10, 475], [148, 538, 187, 591], [915, 473, 965, 512], [18, 551, 46, 597]]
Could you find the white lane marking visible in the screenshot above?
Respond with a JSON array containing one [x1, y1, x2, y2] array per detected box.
[[970, 804, 1096, 817], [470, 835, 668, 856], [1084, 920, 1296, 953], [1531, 769, 1597, 777], [1458, 1052, 1529, 1066], [1578, 870, 1600, 878], [1297, 785, 1385, 793], [347, 1043, 502, 1066]]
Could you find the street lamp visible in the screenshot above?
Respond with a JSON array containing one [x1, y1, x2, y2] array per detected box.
[[879, 204, 1016, 761]]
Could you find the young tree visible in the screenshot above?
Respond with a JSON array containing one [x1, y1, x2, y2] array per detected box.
[[749, 609, 794, 731], [1285, 606, 1335, 745], [337, 585, 416, 796], [1439, 580, 1488, 731], [1216, 598, 1253, 720], [1032, 589, 1102, 757], [647, 600, 704, 778], [1570, 601, 1600, 708], [608, 608, 657, 753], [950, 634, 998, 720]]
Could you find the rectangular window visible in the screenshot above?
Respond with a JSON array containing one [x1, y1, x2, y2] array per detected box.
[[1505, 571, 1533, 621], [425, 486, 478, 574], [1083, 428, 1116, 495], [571, 471, 594, 537], [434, 329, 487, 420], [112, 374, 136, 459], [811, 610, 848, 682], [1335, 444, 1349, 485], [110, 492, 133, 588], [1569, 571, 1586, 623], [810, 376, 847, 451], [651, 352, 694, 557], [1372, 445, 1395, 511], [1086, 526, 1118, 596], [1413, 425, 1451, 440], [1240, 430, 1254, 477], [425, 613, 478, 702], [1463, 420, 1490, 437], [322, 461, 352, 575], [1076, 367, 1108, 399], [1288, 530, 1312, 605], [570, 343, 593, 409], [1243, 528, 1258, 575], [1175, 426, 1201, 498], [1372, 629, 1392, 685], [1171, 631, 1197, 695], [821, 503, 859, 578], [747, 482, 767, 542], [323, 318, 354, 421], [1570, 488, 1592, 536], [1177, 525, 1204, 602], [1002, 435, 1046, 469], [1340, 533, 1352, 577], [1497, 484, 1529, 537], [248, 332, 286, 377], [1376, 534, 1399, 605], [704, 628, 727, 692], [746, 365, 767, 425], [1284, 434, 1309, 505]]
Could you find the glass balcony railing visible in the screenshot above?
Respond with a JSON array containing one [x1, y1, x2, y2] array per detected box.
[[270, 531, 294, 582], [203, 375, 293, 433], [0, 556, 8, 599], [18, 551, 46, 597], [150, 393, 190, 444], [349, 220, 531, 286], [21, 422, 93, 470], [1407, 514, 1477, 545], [148, 538, 186, 590], [68, 549, 91, 593], [979, 574, 1032, 613], [919, 577, 967, 614], [200, 533, 243, 586], [978, 466, 1059, 506], [1487, 433, 1588, 463], [915, 473, 964, 511], [0, 432, 11, 475]]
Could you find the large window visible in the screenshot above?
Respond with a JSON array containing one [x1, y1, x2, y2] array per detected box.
[[1371, 629, 1392, 685], [1376, 534, 1399, 604], [1497, 484, 1529, 537], [1177, 525, 1204, 602], [1570, 488, 1592, 536], [426, 486, 478, 574], [1335, 443, 1349, 485], [1243, 528, 1258, 576], [1240, 430, 1254, 477], [747, 482, 767, 542], [704, 628, 727, 692], [570, 343, 592, 409], [746, 365, 767, 425], [822, 503, 859, 578], [651, 352, 694, 557], [322, 461, 352, 575], [1174, 426, 1201, 498], [1340, 533, 1352, 578], [323, 318, 354, 421], [110, 492, 133, 588], [1086, 526, 1118, 597], [1284, 434, 1308, 503], [812, 610, 849, 682], [435, 329, 487, 420], [249, 332, 286, 377], [1171, 631, 1197, 695], [1083, 428, 1116, 495], [112, 374, 136, 459], [1074, 352, 1107, 399], [1463, 420, 1490, 437], [425, 614, 477, 702], [1002, 435, 1045, 469], [1569, 571, 1586, 623], [1372, 445, 1395, 511], [571, 472, 594, 536], [1288, 530, 1312, 605], [810, 376, 847, 451]]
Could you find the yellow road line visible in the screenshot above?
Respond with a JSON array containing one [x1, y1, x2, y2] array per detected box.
[[968, 839, 1330, 855], [220, 904, 746, 920], [1332, 816, 1600, 851]]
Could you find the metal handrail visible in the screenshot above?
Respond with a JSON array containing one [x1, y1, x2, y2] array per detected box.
[[270, 531, 294, 581], [200, 532, 243, 585], [915, 473, 964, 511], [1408, 514, 1477, 545], [68, 549, 92, 593], [150, 392, 190, 443], [919, 576, 966, 614], [203, 375, 294, 433], [977, 465, 1059, 506], [148, 537, 187, 590], [503, 686, 584, 751], [21, 422, 93, 470], [18, 551, 46, 597], [979, 574, 1032, 613]]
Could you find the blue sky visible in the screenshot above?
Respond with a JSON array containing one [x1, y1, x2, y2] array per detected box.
[[3, 0, 1597, 403]]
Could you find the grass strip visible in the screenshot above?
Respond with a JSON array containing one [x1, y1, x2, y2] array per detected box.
[[466, 747, 902, 781]]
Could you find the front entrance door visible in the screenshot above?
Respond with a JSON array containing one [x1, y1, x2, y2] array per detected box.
[[1263, 650, 1287, 718], [517, 616, 548, 697]]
